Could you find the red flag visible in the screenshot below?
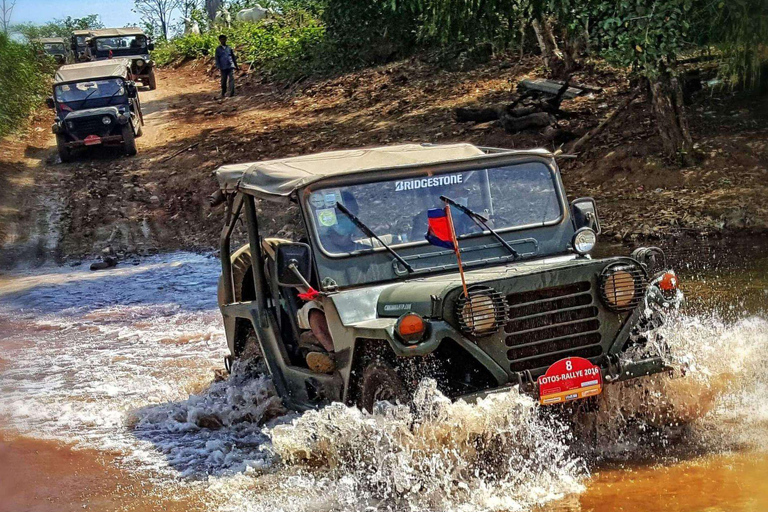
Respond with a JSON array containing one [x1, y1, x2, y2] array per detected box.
[[425, 208, 455, 249]]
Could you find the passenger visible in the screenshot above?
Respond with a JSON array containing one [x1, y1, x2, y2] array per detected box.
[[215, 34, 238, 99], [409, 178, 479, 242], [298, 191, 366, 373], [297, 300, 335, 374]]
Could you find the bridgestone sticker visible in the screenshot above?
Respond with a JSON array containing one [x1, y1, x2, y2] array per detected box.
[[395, 174, 463, 192]]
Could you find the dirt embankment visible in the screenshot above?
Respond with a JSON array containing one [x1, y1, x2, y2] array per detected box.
[[0, 56, 766, 266]]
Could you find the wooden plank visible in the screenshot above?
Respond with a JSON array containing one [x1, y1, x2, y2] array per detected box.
[[519, 78, 582, 98]]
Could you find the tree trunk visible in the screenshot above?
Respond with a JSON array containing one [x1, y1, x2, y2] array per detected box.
[[650, 73, 694, 166], [205, 0, 223, 21], [532, 18, 565, 76]]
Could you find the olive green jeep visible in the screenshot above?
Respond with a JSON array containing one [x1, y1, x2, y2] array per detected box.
[[86, 28, 157, 90], [47, 59, 145, 162], [214, 143, 680, 412]]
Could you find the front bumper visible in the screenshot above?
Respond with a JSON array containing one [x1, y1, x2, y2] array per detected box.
[[64, 134, 124, 148], [459, 354, 674, 404]]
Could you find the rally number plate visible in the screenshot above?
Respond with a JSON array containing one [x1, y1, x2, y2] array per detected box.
[[84, 135, 102, 146], [537, 356, 603, 405]]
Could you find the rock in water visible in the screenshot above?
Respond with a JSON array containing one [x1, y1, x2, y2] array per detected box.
[[90, 256, 118, 271]]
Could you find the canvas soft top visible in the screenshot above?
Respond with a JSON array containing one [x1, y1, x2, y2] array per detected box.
[[215, 143, 554, 197], [89, 27, 146, 38], [35, 37, 67, 44], [54, 59, 132, 83], [72, 30, 93, 36]]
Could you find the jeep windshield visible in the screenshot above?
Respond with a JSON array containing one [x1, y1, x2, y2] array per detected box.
[[55, 79, 125, 107], [94, 36, 147, 53], [308, 161, 562, 256], [43, 43, 66, 54]]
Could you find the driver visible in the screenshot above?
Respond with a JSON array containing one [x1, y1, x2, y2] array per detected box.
[[298, 191, 364, 374]]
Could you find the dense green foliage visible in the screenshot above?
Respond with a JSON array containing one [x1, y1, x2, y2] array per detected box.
[[0, 33, 52, 137], [13, 14, 103, 41], [156, 0, 766, 87], [154, 8, 326, 79]]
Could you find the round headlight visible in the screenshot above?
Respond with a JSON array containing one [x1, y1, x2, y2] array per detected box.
[[572, 228, 597, 255], [102, 116, 112, 125], [455, 286, 507, 337], [599, 262, 648, 312]]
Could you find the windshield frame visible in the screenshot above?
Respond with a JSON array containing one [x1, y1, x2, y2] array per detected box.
[[302, 155, 567, 261]]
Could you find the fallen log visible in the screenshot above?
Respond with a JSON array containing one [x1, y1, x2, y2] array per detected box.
[[455, 107, 500, 123], [566, 88, 642, 154], [500, 112, 555, 133], [161, 142, 201, 163]]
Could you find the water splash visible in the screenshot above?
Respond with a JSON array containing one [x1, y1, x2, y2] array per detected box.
[[1, 253, 767, 512]]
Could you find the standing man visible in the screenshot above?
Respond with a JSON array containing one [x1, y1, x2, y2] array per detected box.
[[215, 35, 238, 98]]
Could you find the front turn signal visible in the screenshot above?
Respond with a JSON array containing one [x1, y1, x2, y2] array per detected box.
[[659, 271, 679, 292], [396, 313, 427, 344]]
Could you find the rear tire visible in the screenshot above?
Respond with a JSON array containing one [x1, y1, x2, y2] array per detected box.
[[122, 124, 137, 156], [147, 69, 157, 90], [56, 134, 73, 163], [358, 361, 410, 412]]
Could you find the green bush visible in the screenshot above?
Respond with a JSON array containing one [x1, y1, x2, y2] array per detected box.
[[154, 9, 327, 80], [0, 34, 52, 137]]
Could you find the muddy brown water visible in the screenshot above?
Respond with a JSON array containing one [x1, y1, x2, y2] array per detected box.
[[0, 241, 766, 511]]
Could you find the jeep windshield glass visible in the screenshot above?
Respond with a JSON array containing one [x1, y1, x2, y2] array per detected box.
[[43, 43, 66, 53], [55, 79, 125, 105], [95, 36, 146, 52], [308, 161, 561, 256]]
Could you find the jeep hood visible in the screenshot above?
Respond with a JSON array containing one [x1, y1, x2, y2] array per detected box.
[[63, 106, 121, 120], [330, 254, 601, 325]]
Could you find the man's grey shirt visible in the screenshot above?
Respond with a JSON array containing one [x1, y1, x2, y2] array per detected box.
[[215, 45, 237, 71]]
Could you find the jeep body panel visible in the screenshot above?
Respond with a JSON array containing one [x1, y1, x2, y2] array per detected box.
[[214, 144, 677, 411]]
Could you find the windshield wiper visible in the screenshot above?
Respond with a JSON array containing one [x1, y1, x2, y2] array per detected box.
[[335, 202, 414, 274], [105, 87, 126, 106], [440, 195, 519, 260], [77, 88, 101, 109]]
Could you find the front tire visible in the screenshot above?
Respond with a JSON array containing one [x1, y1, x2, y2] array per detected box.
[[122, 124, 137, 156], [358, 362, 410, 412], [147, 69, 157, 90], [56, 134, 73, 162]]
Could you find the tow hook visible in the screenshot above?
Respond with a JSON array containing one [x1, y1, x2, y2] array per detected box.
[[603, 354, 622, 382]]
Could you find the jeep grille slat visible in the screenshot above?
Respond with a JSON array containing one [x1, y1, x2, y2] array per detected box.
[[509, 345, 603, 372], [504, 281, 602, 372], [70, 117, 112, 139]]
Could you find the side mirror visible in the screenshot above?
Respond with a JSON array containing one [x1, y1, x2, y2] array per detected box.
[[571, 197, 601, 234], [126, 82, 138, 98], [275, 242, 312, 288], [147, 42, 155, 51], [46, 97, 55, 109]]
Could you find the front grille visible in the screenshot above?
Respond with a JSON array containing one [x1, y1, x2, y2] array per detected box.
[[70, 117, 112, 139], [504, 281, 602, 372]]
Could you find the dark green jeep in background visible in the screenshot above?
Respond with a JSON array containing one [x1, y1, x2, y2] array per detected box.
[[48, 59, 145, 162], [71, 30, 93, 63], [34, 37, 71, 66], [86, 28, 157, 90], [214, 143, 681, 412]]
